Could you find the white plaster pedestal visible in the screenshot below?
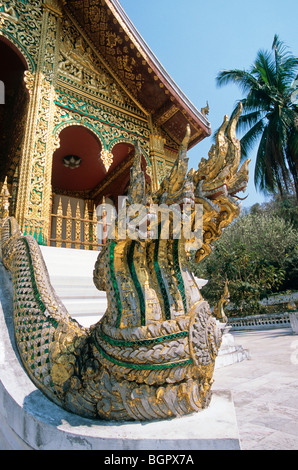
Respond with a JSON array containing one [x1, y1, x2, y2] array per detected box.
[[0, 384, 240, 450], [0, 261, 241, 450], [215, 326, 250, 368], [289, 313, 298, 334]]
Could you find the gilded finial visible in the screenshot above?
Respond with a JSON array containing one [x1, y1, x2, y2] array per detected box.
[[0, 177, 10, 218], [213, 279, 229, 323], [201, 101, 209, 117]]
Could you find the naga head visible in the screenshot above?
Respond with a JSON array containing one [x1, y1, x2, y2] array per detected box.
[[95, 104, 250, 329], [119, 102, 249, 259]]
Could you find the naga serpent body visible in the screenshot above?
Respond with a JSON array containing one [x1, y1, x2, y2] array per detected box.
[[0, 105, 249, 421]]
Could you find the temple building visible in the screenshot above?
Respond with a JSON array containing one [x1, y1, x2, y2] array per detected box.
[[0, 0, 211, 249]]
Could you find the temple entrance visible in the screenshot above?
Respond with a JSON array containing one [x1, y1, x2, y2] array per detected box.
[[0, 38, 29, 215], [50, 125, 142, 249]]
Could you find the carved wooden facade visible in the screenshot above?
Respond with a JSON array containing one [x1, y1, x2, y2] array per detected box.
[[0, 0, 210, 247]]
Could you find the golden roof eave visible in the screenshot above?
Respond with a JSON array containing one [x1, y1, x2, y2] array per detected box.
[[62, 0, 211, 149]]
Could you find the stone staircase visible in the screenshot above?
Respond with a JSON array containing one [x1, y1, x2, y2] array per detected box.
[[40, 246, 107, 328]]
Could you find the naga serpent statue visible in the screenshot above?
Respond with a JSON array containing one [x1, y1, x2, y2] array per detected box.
[[0, 103, 249, 421]]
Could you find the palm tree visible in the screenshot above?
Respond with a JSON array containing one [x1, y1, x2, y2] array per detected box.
[[216, 35, 298, 200]]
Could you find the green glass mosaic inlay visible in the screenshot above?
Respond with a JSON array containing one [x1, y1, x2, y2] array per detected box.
[[97, 326, 188, 347], [8, 218, 12, 238], [93, 335, 192, 370], [109, 240, 123, 328], [153, 227, 171, 320], [127, 241, 146, 326], [173, 239, 187, 313]]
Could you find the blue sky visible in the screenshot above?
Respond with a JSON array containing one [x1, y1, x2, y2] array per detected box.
[[119, 0, 298, 208]]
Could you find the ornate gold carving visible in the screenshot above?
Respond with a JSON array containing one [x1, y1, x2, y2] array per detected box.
[[156, 104, 179, 126], [65, 200, 72, 248], [149, 134, 165, 155], [23, 70, 35, 96], [14, 4, 61, 244], [213, 279, 229, 323], [74, 201, 81, 248], [53, 90, 149, 142], [92, 204, 97, 247], [50, 195, 101, 250], [100, 149, 114, 172], [58, 24, 128, 105], [0, 178, 11, 218], [83, 201, 89, 250], [0, 1, 19, 24], [43, 0, 63, 18], [56, 197, 63, 247], [60, 3, 148, 115], [0, 0, 43, 69], [193, 103, 250, 262]]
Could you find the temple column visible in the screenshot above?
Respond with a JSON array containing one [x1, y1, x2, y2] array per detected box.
[[15, 1, 62, 244], [149, 133, 166, 192]]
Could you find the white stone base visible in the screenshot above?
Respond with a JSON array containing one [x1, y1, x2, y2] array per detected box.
[[0, 380, 241, 450], [0, 383, 241, 450], [215, 327, 250, 368], [289, 313, 298, 334]]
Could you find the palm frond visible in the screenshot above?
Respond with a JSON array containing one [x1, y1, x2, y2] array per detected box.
[[285, 127, 298, 197], [252, 49, 276, 88], [237, 110, 264, 133], [272, 35, 298, 91], [216, 35, 298, 199], [254, 123, 285, 194], [254, 124, 273, 192], [240, 118, 265, 159], [216, 69, 261, 95]]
